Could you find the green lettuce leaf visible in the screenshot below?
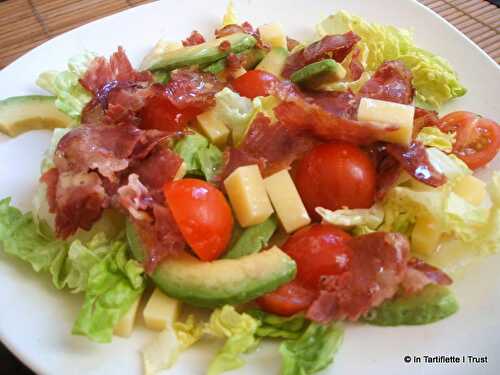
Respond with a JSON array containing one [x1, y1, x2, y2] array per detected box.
[[142, 314, 202, 375], [0, 197, 66, 273], [316, 204, 383, 231], [426, 147, 471, 180], [317, 11, 466, 108], [214, 88, 256, 145], [72, 239, 145, 343], [280, 322, 344, 375], [247, 309, 308, 340], [174, 132, 223, 181], [424, 172, 500, 275], [223, 215, 278, 259], [205, 305, 260, 375], [37, 52, 95, 119], [416, 127, 455, 153]]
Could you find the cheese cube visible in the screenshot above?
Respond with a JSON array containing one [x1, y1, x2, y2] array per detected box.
[[113, 296, 141, 338], [411, 216, 442, 255], [357, 97, 415, 146], [224, 164, 274, 227], [264, 169, 310, 233], [196, 109, 230, 147], [258, 23, 287, 49], [452, 175, 486, 206], [143, 288, 181, 331]]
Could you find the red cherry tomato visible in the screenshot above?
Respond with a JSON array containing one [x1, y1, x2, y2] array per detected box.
[[140, 90, 201, 132], [164, 179, 233, 261], [283, 224, 352, 289], [256, 280, 317, 316], [438, 111, 500, 170], [231, 70, 280, 99], [294, 143, 376, 220]]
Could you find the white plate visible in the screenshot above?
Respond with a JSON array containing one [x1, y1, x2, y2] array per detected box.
[[1, 0, 499, 374]]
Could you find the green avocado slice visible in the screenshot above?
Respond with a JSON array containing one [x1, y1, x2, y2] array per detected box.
[[363, 285, 459, 326], [0, 95, 74, 137], [126, 220, 296, 308], [202, 48, 267, 75], [290, 59, 346, 87], [223, 215, 278, 259], [145, 32, 256, 71]]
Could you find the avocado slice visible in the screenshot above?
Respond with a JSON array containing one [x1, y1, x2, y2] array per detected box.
[[363, 285, 459, 326], [144, 32, 257, 71], [223, 215, 278, 259], [202, 48, 266, 75], [256, 47, 288, 78], [126, 220, 296, 308], [290, 59, 346, 88], [0, 95, 74, 137]]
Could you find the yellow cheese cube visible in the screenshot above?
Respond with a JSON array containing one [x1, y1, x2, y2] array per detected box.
[[143, 288, 181, 331], [411, 216, 442, 255], [258, 23, 287, 49], [264, 169, 310, 233], [224, 164, 274, 227], [195, 109, 230, 148], [113, 296, 141, 338], [452, 175, 486, 206], [357, 97, 415, 146]]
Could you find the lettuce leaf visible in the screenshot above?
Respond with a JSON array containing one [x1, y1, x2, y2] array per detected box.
[[222, 0, 238, 26], [72, 239, 145, 343], [205, 305, 260, 375], [316, 204, 383, 230], [317, 11, 466, 108], [280, 322, 344, 375], [426, 147, 471, 180], [0, 197, 143, 343], [416, 127, 455, 153], [223, 215, 278, 259], [0, 197, 66, 273], [214, 88, 256, 145], [424, 172, 500, 275], [142, 314, 203, 375], [247, 309, 308, 340], [174, 132, 223, 181], [37, 52, 95, 119]]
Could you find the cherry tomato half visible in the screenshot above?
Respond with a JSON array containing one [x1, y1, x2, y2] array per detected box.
[[257, 224, 352, 316], [231, 70, 280, 99], [140, 89, 201, 132], [294, 143, 376, 220], [283, 224, 352, 289], [164, 179, 233, 261], [256, 280, 317, 316], [438, 111, 500, 170]]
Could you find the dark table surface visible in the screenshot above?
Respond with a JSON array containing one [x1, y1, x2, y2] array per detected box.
[[1, 342, 34, 374]]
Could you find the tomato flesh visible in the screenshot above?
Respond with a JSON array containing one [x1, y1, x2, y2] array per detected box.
[[164, 179, 233, 261], [257, 224, 352, 316], [295, 143, 376, 220], [140, 89, 201, 132], [439, 111, 500, 170], [257, 281, 317, 316], [231, 70, 280, 99], [283, 224, 352, 289]]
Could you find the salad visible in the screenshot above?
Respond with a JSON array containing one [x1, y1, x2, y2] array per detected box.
[[1, 3, 500, 375]]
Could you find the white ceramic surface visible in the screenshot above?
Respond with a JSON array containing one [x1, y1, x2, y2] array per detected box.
[[0, 0, 499, 374]]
